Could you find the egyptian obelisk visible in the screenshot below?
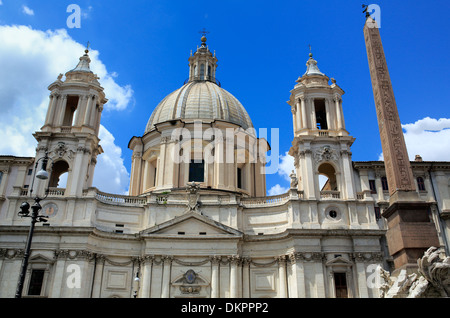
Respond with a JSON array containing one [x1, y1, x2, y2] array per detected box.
[[363, 9, 439, 271]]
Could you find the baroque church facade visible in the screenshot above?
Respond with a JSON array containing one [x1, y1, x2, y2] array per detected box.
[[0, 31, 449, 298]]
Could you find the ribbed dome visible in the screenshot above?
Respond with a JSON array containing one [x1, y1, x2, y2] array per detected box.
[[145, 81, 253, 133]]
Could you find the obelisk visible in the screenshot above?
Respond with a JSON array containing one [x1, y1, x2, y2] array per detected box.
[[363, 12, 439, 271]]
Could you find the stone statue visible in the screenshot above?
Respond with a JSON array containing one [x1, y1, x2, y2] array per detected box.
[[289, 170, 298, 188], [380, 247, 450, 298]]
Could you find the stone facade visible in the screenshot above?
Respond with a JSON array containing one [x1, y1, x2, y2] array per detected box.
[[0, 36, 448, 298]]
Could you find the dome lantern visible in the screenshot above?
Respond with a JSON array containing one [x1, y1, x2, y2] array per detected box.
[[187, 33, 218, 85]]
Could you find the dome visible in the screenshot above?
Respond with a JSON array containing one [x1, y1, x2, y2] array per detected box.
[[145, 80, 253, 133]]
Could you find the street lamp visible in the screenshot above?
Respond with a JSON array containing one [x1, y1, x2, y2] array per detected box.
[[15, 152, 53, 298], [133, 271, 140, 298]]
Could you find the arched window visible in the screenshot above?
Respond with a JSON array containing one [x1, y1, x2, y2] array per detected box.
[[200, 64, 205, 79], [417, 177, 425, 191]]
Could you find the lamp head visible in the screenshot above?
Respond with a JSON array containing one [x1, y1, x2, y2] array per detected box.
[[18, 202, 30, 217], [36, 169, 49, 180], [35, 156, 49, 180]]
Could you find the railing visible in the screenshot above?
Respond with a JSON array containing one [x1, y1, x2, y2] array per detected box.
[[320, 190, 340, 199], [95, 191, 146, 205], [47, 188, 65, 196], [60, 126, 72, 133], [241, 192, 291, 208], [20, 187, 65, 197]]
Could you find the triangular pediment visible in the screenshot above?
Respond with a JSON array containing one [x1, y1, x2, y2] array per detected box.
[[140, 212, 243, 238], [29, 253, 54, 264], [326, 256, 353, 267]]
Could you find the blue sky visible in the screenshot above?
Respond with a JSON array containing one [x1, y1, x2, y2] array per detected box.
[[0, 0, 449, 195]]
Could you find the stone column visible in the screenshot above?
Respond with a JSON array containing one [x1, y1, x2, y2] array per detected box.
[[49, 250, 68, 298], [311, 253, 325, 298], [341, 149, 355, 200], [91, 254, 105, 298], [300, 96, 308, 129], [295, 99, 302, 130], [288, 253, 306, 298], [277, 256, 288, 298], [325, 98, 332, 130], [160, 256, 172, 298], [291, 105, 298, 133], [141, 256, 153, 298], [353, 253, 369, 298], [242, 258, 250, 298], [210, 256, 220, 298], [44, 94, 57, 126], [83, 95, 94, 126], [334, 95, 342, 130], [56, 94, 68, 126], [229, 256, 239, 298]]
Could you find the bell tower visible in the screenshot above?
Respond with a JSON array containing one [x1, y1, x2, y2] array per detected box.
[[33, 48, 107, 197], [288, 53, 356, 201]]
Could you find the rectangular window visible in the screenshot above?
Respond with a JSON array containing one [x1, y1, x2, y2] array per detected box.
[[189, 160, 204, 182], [63, 95, 79, 126], [334, 272, 348, 298], [314, 99, 328, 130], [417, 177, 426, 191], [28, 269, 45, 296], [381, 177, 389, 191], [369, 179, 376, 193], [237, 167, 242, 189], [374, 207, 381, 220]]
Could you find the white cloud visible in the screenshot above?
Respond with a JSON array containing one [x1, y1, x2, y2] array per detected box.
[[402, 117, 450, 161], [267, 151, 295, 196], [277, 151, 295, 182], [0, 24, 132, 194], [22, 5, 34, 16], [378, 117, 450, 162], [93, 125, 130, 194], [268, 184, 289, 196]]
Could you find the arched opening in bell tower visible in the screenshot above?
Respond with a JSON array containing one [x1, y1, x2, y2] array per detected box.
[[49, 160, 69, 188], [62, 95, 79, 127], [318, 162, 337, 191], [314, 99, 328, 130]]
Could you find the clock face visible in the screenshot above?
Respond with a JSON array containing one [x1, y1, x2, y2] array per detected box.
[[42, 203, 58, 218], [185, 270, 196, 284]]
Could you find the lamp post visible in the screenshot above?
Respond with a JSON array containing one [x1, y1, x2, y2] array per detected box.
[[15, 152, 52, 298], [133, 269, 140, 298]]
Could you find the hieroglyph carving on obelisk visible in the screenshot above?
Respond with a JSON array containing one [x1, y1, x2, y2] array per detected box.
[[363, 17, 415, 196]]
